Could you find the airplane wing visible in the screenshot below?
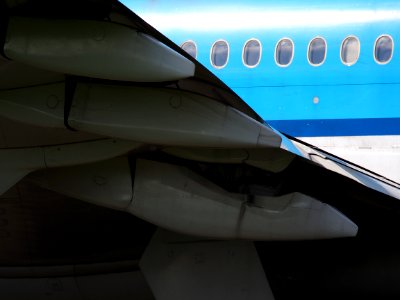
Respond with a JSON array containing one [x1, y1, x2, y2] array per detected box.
[[1, 0, 400, 299]]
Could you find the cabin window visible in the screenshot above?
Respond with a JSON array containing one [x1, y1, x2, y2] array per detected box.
[[341, 36, 360, 66], [211, 40, 229, 68], [243, 39, 261, 67], [374, 35, 393, 64], [181, 41, 197, 58], [275, 38, 294, 67], [308, 37, 326, 66]]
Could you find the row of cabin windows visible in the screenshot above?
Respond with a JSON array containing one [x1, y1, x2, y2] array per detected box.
[[181, 35, 394, 68]]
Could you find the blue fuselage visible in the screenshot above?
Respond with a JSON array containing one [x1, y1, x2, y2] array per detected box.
[[125, 0, 400, 138]]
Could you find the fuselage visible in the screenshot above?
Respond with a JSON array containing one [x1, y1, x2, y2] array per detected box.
[[125, 0, 400, 182]]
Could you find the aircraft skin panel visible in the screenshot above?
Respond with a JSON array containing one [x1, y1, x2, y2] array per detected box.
[[140, 229, 275, 300], [2, 1, 400, 299], [129, 0, 400, 135], [128, 0, 400, 182], [5, 17, 195, 82], [267, 118, 400, 137], [0, 0, 397, 239]]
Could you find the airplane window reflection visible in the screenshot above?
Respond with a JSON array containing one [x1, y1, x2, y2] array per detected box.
[[211, 40, 229, 68], [181, 41, 197, 58], [375, 35, 393, 64], [243, 39, 261, 67], [341, 36, 360, 66], [276, 38, 294, 66], [308, 37, 326, 66]]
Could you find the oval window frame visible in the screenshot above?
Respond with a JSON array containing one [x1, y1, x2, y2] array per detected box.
[[242, 38, 262, 68], [374, 34, 394, 65], [181, 40, 198, 59], [307, 36, 327, 67], [340, 35, 360, 66], [275, 37, 295, 67], [210, 39, 230, 69]]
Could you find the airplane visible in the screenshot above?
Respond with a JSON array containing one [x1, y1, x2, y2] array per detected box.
[[0, 0, 400, 299], [129, 0, 400, 184]]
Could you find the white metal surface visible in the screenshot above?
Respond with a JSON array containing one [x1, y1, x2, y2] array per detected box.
[[0, 139, 139, 195], [130, 159, 357, 240], [5, 17, 195, 82], [0, 83, 281, 148], [140, 229, 275, 300], [163, 147, 295, 172], [29, 157, 133, 210], [27, 157, 357, 240]]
